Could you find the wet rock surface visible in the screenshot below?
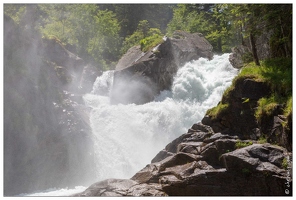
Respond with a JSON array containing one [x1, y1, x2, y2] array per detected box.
[[75, 123, 291, 196]]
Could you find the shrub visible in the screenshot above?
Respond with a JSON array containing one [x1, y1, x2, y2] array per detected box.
[[140, 31, 164, 52], [255, 95, 279, 122], [284, 96, 292, 117], [282, 158, 288, 169], [206, 103, 229, 119], [235, 140, 253, 149], [258, 136, 267, 144]]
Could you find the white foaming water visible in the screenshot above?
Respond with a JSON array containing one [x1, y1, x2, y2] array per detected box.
[[84, 53, 238, 181], [24, 53, 237, 196], [17, 186, 87, 197]]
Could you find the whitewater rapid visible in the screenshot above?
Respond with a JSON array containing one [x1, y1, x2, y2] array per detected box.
[[23, 53, 238, 196], [84, 53, 238, 181]]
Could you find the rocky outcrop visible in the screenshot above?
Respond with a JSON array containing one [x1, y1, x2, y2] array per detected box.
[[4, 15, 97, 196], [202, 77, 271, 137], [229, 45, 251, 69], [75, 123, 291, 196], [42, 38, 101, 93], [111, 31, 213, 105], [201, 75, 292, 151]]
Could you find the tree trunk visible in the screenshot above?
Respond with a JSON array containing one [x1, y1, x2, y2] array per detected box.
[[217, 37, 222, 53], [249, 32, 260, 66], [279, 16, 289, 57]]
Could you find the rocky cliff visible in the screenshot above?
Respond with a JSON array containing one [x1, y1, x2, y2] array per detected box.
[[4, 15, 100, 196], [75, 123, 291, 196], [111, 31, 213, 105]]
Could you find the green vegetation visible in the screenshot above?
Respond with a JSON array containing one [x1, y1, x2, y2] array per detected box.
[[282, 158, 288, 170], [258, 136, 267, 144], [255, 95, 280, 122], [235, 141, 253, 149], [167, 4, 292, 58], [5, 4, 292, 70], [284, 96, 292, 117], [140, 29, 164, 52], [219, 56, 292, 125], [121, 20, 164, 53], [206, 103, 229, 120]]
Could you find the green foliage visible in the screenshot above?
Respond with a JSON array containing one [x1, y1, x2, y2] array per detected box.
[[206, 103, 229, 119], [38, 5, 121, 69], [243, 57, 292, 123], [167, 4, 238, 53], [260, 58, 292, 95], [167, 4, 292, 57], [234, 57, 292, 96], [255, 95, 280, 122], [4, 4, 26, 24], [282, 158, 288, 170], [140, 28, 164, 52], [242, 52, 253, 63], [235, 63, 264, 81], [235, 141, 253, 149], [121, 20, 164, 53], [258, 136, 267, 144], [284, 96, 292, 117]]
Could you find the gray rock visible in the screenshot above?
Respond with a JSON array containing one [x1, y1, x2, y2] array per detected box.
[[110, 31, 213, 105], [229, 45, 250, 69]]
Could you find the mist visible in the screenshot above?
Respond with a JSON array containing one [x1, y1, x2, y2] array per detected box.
[[4, 9, 98, 195]]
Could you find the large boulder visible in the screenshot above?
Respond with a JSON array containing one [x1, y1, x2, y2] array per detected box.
[[111, 31, 213, 105]]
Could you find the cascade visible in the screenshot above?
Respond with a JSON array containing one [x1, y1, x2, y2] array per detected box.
[[84, 53, 238, 184], [23, 53, 238, 196]]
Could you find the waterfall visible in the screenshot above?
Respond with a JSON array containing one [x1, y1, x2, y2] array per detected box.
[[23, 53, 238, 196], [84, 53, 238, 181]]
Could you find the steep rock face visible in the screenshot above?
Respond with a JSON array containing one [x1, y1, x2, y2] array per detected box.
[[201, 76, 292, 151], [75, 123, 291, 196], [111, 31, 213, 105], [42, 38, 101, 93], [4, 15, 98, 196]]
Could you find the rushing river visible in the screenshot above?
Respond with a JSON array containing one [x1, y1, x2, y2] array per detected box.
[[21, 53, 238, 196]]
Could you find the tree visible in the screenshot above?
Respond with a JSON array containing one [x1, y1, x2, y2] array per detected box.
[[228, 4, 292, 63], [121, 20, 163, 53], [39, 4, 121, 69], [167, 4, 236, 53], [261, 4, 292, 58]]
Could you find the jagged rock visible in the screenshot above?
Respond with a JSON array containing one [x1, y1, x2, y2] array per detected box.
[[151, 123, 213, 162], [4, 15, 95, 196], [127, 183, 167, 196], [241, 79, 271, 100], [221, 143, 286, 173], [75, 123, 290, 196], [202, 77, 272, 138], [111, 31, 213, 105]]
